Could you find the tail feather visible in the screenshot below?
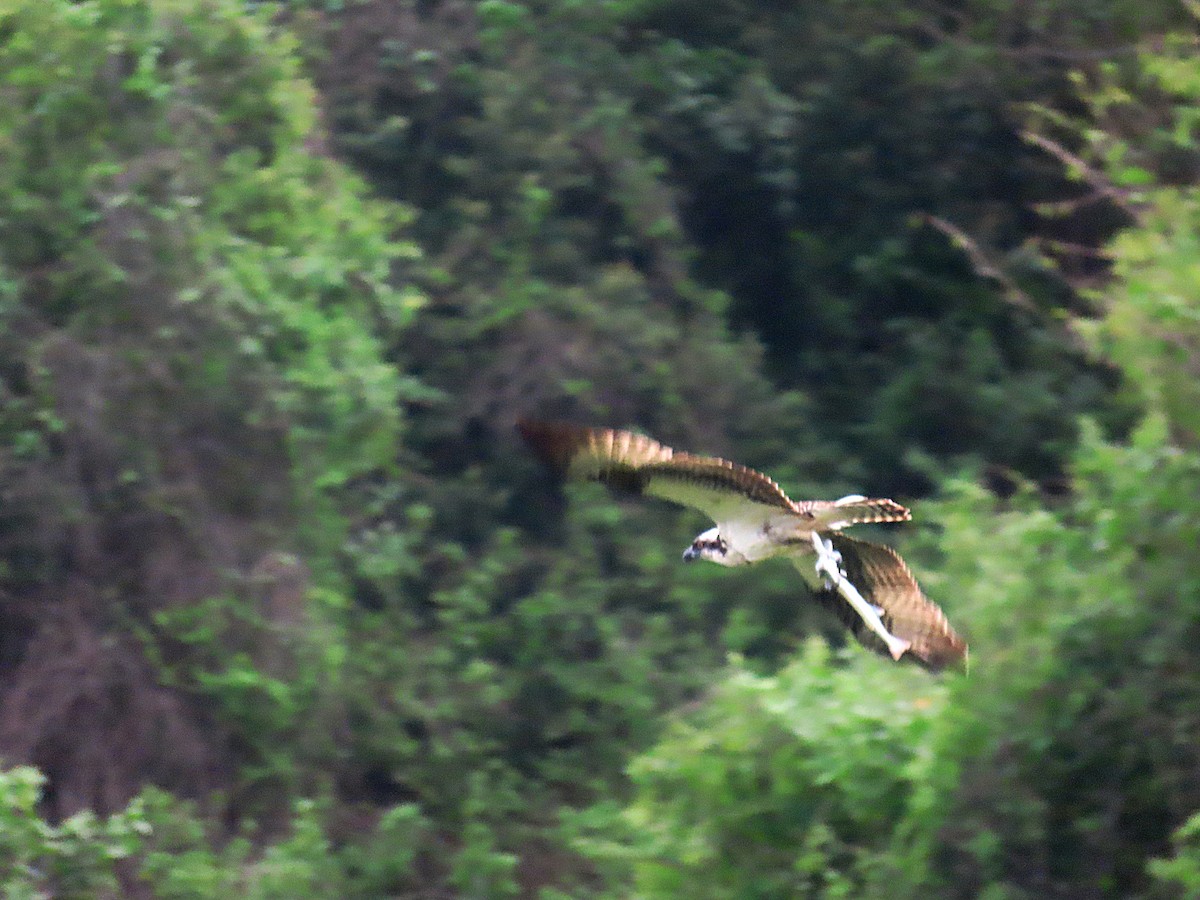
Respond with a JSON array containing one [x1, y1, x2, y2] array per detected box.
[[810, 496, 911, 530]]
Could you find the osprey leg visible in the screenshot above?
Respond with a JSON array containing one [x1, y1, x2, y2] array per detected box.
[[811, 533, 912, 661]]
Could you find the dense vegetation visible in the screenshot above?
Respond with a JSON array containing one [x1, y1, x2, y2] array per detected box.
[[0, 0, 1198, 896]]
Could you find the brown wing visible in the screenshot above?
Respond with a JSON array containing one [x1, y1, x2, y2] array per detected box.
[[517, 420, 797, 520], [810, 534, 967, 673]]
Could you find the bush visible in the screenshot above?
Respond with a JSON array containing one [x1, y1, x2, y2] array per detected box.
[[593, 642, 942, 899]]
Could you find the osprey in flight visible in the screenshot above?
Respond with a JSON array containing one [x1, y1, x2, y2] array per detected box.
[[518, 421, 967, 672]]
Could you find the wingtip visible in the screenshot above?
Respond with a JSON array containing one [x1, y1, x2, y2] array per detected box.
[[915, 642, 970, 675], [518, 419, 610, 480], [517, 419, 572, 472]]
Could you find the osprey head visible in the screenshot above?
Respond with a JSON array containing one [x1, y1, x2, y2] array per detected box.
[[683, 527, 732, 565]]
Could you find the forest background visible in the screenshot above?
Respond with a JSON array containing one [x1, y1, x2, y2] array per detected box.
[[1, 0, 1200, 897]]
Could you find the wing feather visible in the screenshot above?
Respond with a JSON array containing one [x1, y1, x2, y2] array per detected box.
[[801, 534, 967, 672], [518, 421, 796, 520]]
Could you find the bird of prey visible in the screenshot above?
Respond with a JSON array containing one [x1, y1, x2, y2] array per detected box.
[[518, 420, 967, 672]]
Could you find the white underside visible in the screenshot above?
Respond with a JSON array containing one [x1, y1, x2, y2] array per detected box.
[[699, 510, 912, 663], [717, 512, 808, 565]]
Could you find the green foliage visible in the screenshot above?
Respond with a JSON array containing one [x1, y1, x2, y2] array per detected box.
[[0, 0, 427, 820], [612, 643, 942, 899], [2, 0, 1200, 898], [888, 418, 1200, 897], [1093, 149, 1200, 444], [305, 0, 1160, 499], [335, 802, 428, 897], [596, 0, 1153, 493], [0, 766, 149, 898], [136, 787, 432, 899], [146, 588, 349, 799], [0, 0, 417, 583], [0, 0, 417, 835], [580, 36, 1200, 899], [1148, 810, 1200, 897], [0, 769, 439, 899]]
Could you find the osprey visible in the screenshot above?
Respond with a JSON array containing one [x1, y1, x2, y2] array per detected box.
[[518, 420, 967, 672]]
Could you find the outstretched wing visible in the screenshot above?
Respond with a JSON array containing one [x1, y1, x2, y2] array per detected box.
[[517, 420, 796, 524], [800, 534, 967, 672]]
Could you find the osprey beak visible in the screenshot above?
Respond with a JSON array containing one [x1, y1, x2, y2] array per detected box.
[[682, 546, 699, 563]]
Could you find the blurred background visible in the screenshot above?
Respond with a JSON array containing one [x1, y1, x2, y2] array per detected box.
[[0, 0, 1198, 896]]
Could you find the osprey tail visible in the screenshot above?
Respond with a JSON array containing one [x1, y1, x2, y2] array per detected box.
[[809, 495, 911, 531]]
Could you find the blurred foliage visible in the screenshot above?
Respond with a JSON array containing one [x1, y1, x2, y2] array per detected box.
[[1148, 810, 1200, 897], [0, 766, 433, 899], [302, 0, 1187, 494], [0, 0, 420, 825], [590, 642, 943, 899], [0, 0, 1199, 898], [0, 766, 148, 898]]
